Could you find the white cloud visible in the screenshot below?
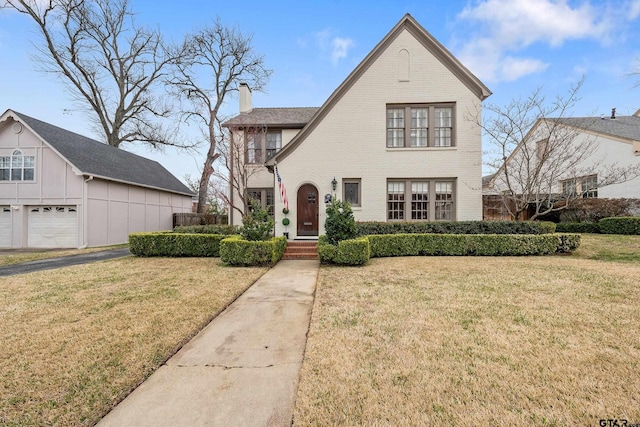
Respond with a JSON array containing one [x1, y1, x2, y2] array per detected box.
[[311, 28, 354, 66], [456, 0, 614, 82], [629, 0, 640, 20], [331, 37, 354, 66]]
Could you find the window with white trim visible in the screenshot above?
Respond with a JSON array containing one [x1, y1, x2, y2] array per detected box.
[[388, 179, 455, 221], [386, 104, 455, 148], [1, 150, 35, 181], [561, 175, 597, 199]]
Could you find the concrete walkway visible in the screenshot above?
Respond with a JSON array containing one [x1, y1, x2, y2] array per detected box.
[[97, 259, 319, 427]]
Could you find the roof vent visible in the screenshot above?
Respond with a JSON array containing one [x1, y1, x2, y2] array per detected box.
[[11, 123, 23, 134], [611, 108, 616, 119]]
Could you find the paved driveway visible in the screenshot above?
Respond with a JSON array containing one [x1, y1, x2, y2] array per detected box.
[[0, 248, 131, 277]]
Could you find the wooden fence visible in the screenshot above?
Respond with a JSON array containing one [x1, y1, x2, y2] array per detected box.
[[173, 213, 229, 227]]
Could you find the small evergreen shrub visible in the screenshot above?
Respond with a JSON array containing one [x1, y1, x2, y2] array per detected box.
[[240, 199, 275, 241], [173, 224, 238, 234], [355, 220, 555, 236], [129, 232, 226, 257], [220, 235, 287, 266], [325, 199, 357, 245], [556, 234, 582, 253], [318, 235, 370, 265], [555, 222, 600, 234], [598, 217, 640, 235]]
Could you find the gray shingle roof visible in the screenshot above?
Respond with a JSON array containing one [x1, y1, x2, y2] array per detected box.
[[551, 116, 640, 141], [12, 111, 193, 195], [222, 107, 319, 127]]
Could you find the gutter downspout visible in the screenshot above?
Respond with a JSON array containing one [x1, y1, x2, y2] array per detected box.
[[80, 175, 94, 248]]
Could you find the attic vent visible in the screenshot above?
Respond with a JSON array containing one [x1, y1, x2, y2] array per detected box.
[[11, 123, 23, 134]]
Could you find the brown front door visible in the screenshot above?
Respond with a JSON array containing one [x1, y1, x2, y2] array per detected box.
[[297, 183, 319, 236]]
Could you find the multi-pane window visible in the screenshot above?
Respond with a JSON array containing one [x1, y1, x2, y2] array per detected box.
[[247, 188, 275, 217], [580, 175, 597, 198], [386, 104, 455, 148], [386, 109, 405, 147], [410, 108, 428, 147], [388, 179, 455, 221], [245, 130, 282, 164], [434, 108, 452, 147], [411, 181, 429, 219], [387, 181, 405, 220], [435, 182, 453, 220], [1, 150, 35, 181], [343, 179, 361, 207], [561, 175, 598, 199]]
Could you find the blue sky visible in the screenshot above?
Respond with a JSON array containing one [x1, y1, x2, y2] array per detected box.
[[1, 0, 639, 180]]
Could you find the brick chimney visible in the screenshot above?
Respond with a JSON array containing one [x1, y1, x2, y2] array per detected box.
[[239, 83, 252, 113], [611, 108, 616, 119]]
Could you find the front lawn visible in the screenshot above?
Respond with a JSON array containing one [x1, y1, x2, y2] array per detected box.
[[0, 257, 267, 426], [294, 235, 640, 425]]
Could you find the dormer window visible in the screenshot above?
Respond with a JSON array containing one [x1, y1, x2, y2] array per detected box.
[[0, 150, 35, 181]]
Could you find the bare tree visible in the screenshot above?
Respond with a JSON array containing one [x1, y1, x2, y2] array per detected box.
[[183, 172, 228, 215], [168, 19, 271, 213], [478, 79, 640, 220], [5, 0, 187, 148], [211, 125, 262, 218]]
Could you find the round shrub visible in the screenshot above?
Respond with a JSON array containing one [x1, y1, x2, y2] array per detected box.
[[325, 199, 357, 245]]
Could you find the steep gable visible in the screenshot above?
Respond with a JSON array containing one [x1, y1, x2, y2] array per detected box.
[[267, 13, 491, 165], [1, 109, 192, 195]]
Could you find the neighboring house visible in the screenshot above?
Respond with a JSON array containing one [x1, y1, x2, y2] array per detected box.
[[0, 109, 193, 248], [223, 14, 491, 239], [484, 108, 640, 219]]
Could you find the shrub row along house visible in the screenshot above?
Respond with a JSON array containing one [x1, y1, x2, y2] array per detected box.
[[0, 109, 193, 249], [222, 14, 492, 239]]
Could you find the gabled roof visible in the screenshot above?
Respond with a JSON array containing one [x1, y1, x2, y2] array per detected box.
[[267, 13, 492, 166], [550, 115, 640, 142], [1, 109, 193, 196], [222, 107, 319, 128]]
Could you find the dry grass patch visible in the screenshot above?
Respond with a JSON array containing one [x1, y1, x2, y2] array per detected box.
[[0, 257, 266, 426], [295, 255, 640, 426], [0, 245, 128, 267]]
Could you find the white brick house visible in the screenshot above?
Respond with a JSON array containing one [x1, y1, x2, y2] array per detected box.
[[223, 14, 491, 239]]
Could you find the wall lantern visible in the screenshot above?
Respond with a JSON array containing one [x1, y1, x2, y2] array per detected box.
[[331, 177, 337, 191]]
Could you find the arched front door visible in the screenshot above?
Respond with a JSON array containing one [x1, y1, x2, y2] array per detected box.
[[297, 183, 319, 236]]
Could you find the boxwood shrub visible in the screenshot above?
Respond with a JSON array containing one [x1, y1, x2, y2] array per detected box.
[[355, 220, 556, 236], [366, 233, 579, 258], [173, 224, 238, 234], [129, 232, 227, 257], [555, 222, 600, 234], [220, 236, 287, 266], [318, 235, 370, 266], [598, 217, 640, 235]]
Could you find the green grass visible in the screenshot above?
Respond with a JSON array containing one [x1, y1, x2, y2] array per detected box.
[[572, 234, 640, 263]]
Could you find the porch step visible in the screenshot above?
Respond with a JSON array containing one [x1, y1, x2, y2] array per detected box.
[[282, 241, 318, 260]]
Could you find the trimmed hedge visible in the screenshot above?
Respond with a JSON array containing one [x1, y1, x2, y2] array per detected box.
[[220, 236, 287, 266], [367, 233, 573, 257], [129, 232, 226, 257], [355, 220, 556, 236], [318, 236, 370, 266], [598, 217, 640, 235], [173, 224, 238, 235], [555, 222, 600, 234]]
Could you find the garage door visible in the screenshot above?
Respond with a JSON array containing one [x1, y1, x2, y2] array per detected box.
[[28, 206, 78, 248], [0, 206, 11, 248]]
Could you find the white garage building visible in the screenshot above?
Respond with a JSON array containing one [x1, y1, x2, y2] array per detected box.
[[0, 109, 193, 249]]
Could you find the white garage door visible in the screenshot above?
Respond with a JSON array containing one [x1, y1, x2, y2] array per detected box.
[[0, 206, 11, 248], [28, 206, 78, 248]]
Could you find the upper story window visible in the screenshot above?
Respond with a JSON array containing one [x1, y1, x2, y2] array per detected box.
[[561, 175, 597, 199], [386, 103, 455, 148], [1, 150, 35, 181], [245, 129, 282, 164]]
